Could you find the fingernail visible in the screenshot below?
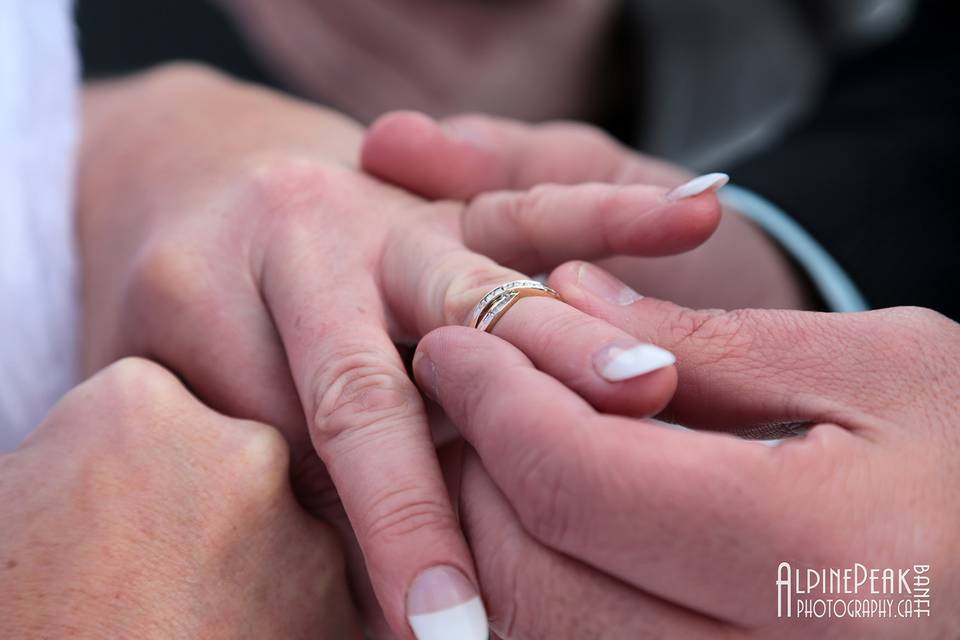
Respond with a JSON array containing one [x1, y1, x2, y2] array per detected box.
[[594, 340, 676, 382], [412, 351, 439, 402], [407, 566, 488, 640], [665, 173, 730, 202], [576, 263, 643, 306]]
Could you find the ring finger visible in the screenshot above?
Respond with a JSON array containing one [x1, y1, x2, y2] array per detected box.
[[381, 228, 679, 418]]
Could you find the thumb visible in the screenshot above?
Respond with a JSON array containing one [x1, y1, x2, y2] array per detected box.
[[551, 261, 932, 434]]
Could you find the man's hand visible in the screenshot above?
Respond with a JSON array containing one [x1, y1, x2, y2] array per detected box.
[[362, 111, 814, 311], [77, 65, 721, 638], [413, 262, 960, 638], [0, 359, 359, 639]]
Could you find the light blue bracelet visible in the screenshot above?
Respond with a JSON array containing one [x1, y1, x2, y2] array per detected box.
[[719, 184, 869, 313]]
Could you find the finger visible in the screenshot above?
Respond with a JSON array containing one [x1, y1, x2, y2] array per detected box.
[[459, 450, 736, 640], [31, 360, 366, 639], [104, 245, 312, 452], [461, 181, 722, 274], [382, 230, 678, 418], [361, 111, 690, 200], [413, 326, 843, 624], [261, 255, 487, 640], [551, 261, 936, 432]]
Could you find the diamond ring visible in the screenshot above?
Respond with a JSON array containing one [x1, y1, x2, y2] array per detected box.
[[465, 279, 562, 333]]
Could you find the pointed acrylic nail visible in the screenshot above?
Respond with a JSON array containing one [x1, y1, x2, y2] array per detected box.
[[666, 173, 730, 202], [594, 341, 677, 382], [407, 566, 488, 640]]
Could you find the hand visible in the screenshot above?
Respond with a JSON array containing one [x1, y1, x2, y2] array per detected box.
[[362, 111, 815, 310], [213, 0, 618, 123], [78, 65, 721, 638], [412, 263, 960, 638], [0, 359, 359, 639]]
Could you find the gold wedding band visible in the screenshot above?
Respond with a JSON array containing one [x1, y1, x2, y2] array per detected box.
[[465, 279, 562, 333]]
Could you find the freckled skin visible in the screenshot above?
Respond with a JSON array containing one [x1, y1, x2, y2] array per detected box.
[[0, 359, 360, 639]]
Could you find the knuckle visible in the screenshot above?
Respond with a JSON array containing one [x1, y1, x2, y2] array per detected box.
[[238, 156, 344, 224], [533, 306, 596, 352], [94, 357, 186, 410], [310, 350, 420, 448], [358, 483, 458, 546], [668, 307, 802, 365], [438, 259, 515, 327], [857, 307, 949, 370], [880, 306, 951, 339], [665, 308, 746, 361], [468, 190, 527, 239], [228, 422, 291, 486], [518, 184, 555, 221], [671, 309, 848, 393], [53, 358, 189, 452], [495, 186, 553, 268], [139, 61, 227, 90], [127, 241, 210, 314], [866, 307, 959, 404]]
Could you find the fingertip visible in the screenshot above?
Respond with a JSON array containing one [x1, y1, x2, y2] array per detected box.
[[361, 111, 498, 200], [407, 565, 488, 640], [597, 359, 678, 418], [678, 191, 724, 244], [361, 110, 439, 175], [638, 193, 724, 257]]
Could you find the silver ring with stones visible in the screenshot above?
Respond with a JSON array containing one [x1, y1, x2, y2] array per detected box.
[[465, 279, 562, 333]]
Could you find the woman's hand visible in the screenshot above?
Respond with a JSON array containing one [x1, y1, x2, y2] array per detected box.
[[362, 112, 815, 311], [413, 263, 960, 638], [0, 359, 359, 639], [78, 65, 721, 638]]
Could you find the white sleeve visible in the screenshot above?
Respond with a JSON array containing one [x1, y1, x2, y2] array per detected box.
[[0, 0, 80, 451]]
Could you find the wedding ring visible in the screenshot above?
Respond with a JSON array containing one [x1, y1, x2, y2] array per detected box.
[[465, 279, 562, 333]]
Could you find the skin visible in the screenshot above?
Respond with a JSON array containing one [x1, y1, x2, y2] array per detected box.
[[361, 111, 814, 311], [204, 0, 815, 310], [413, 264, 960, 639], [212, 0, 619, 123], [77, 64, 721, 637], [0, 358, 360, 639]]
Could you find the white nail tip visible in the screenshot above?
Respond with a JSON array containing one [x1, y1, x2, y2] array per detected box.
[[600, 344, 676, 382], [408, 596, 489, 640], [666, 173, 730, 202]]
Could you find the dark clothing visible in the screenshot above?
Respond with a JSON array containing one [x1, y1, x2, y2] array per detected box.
[[730, 0, 958, 319]]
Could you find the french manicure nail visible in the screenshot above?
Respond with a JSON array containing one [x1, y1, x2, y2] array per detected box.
[[594, 340, 676, 382], [407, 566, 488, 640], [666, 173, 730, 202], [576, 263, 643, 306]]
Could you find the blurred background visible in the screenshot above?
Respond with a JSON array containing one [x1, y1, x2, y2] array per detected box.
[[76, 0, 957, 320]]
